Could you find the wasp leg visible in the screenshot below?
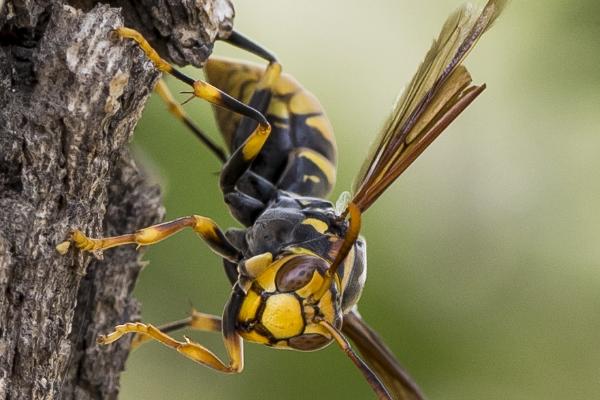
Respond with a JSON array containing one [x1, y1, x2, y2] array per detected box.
[[114, 27, 271, 175], [154, 79, 227, 163], [68, 215, 240, 262], [218, 34, 282, 194], [100, 284, 246, 373], [131, 309, 222, 350], [99, 320, 242, 373], [218, 59, 281, 194], [319, 320, 392, 400], [223, 191, 265, 226], [224, 31, 278, 64], [220, 31, 279, 147]]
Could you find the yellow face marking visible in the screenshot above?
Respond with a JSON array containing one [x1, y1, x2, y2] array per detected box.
[[317, 289, 336, 326], [261, 293, 304, 339], [306, 114, 335, 143], [243, 252, 273, 278], [298, 150, 336, 186], [303, 305, 315, 321], [273, 340, 293, 349], [240, 330, 270, 345], [303, 323, 332, 338], [238, 290, 262, 323], [302, 218, 328, 234], [255, 255, 294, 292], [295, 268, 325, 299]]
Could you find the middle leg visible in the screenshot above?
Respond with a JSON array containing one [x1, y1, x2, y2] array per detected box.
[[154, 78, 227, 163], [99, 313, 241, 373], [130, 309, 222, 349]]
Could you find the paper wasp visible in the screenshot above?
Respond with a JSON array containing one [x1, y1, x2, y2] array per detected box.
[[58, 1, 506, 398]]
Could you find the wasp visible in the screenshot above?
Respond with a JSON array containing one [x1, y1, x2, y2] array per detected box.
[[57, 1, 506, 398]]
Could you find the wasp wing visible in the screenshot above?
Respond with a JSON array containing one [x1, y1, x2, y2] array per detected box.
[[352, 0, 506, 212], [342, 309, 425, 400]]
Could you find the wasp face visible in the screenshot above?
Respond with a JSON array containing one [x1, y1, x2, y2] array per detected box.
[[236, 252, 343, 351]]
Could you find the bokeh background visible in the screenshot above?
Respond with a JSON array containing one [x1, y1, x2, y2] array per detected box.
[[120, 1, 600, 399]]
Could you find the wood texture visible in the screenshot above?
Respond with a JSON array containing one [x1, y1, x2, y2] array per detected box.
[[0, 1, 233, 398]]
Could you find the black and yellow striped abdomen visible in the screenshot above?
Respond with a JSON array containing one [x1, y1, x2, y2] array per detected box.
[[205, 57, 337, 198]]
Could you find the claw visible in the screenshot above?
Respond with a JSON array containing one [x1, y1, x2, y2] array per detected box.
[[71, 229, 91, 249], [56, 241, 71, 255]]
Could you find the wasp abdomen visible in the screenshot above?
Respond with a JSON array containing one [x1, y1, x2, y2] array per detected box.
[[205, 57, 337, 200]]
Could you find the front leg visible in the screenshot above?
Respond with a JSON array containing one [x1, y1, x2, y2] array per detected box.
[[99, 285, 247, 373], [130, 309, 222, 350], [99, 318, 242, 373]]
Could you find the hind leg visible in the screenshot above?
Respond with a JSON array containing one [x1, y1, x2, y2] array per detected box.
[[115, 27, 272, 175], [100, 285, 246, 373], [154, 78, 227, 162]]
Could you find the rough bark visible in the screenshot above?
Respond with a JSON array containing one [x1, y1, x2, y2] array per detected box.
[[0, 1, 233, 399]]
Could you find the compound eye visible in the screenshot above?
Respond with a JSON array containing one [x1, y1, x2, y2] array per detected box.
[[275, 255, 328, 292], [288, 333, 330, 351]]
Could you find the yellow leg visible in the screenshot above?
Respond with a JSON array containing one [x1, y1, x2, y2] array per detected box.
[[154, 79, 227, 162], [114, 27, 271, 158], [114, 27, 280, 195], [64, 215, 240, 262], [131, 309, 222, 349], [218, 60, 282, 193], [99, 320, 243, 373]]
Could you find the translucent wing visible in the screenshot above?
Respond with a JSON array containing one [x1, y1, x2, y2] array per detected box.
[[342, 309, 425, 400], [352, 0, 507, 212]]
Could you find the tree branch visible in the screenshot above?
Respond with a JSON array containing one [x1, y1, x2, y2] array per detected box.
[[0, 1, 233, 399]]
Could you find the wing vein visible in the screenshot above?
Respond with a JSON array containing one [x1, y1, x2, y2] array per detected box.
[[351, 0, 507, 212]]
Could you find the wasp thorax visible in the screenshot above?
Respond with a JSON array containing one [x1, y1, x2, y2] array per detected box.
[[236, 252, 342, 351]]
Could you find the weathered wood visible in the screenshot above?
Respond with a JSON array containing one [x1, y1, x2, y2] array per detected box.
[[0, 1, 233, 399]]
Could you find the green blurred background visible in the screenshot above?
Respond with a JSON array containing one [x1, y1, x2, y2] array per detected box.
[[120, 1, 600, 399]]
